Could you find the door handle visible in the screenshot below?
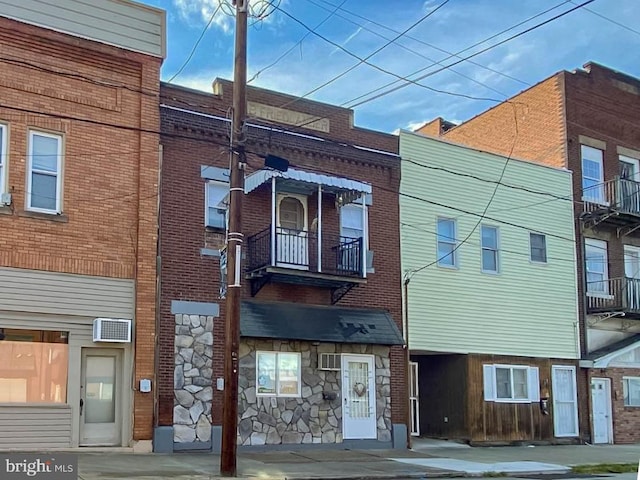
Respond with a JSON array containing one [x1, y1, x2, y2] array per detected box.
[[79, 398, 84, 416]]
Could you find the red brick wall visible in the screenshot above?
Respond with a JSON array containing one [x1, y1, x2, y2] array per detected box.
[[159, 83, 405, 431], [0, 17, 161, 440], [588, 368, 640, 444], [435, 74, 568, 169]]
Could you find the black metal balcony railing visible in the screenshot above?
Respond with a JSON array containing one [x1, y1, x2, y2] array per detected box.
[[586, 277, 640, 314], [247, 226, 363, 277], [583, 177, 640, 217]]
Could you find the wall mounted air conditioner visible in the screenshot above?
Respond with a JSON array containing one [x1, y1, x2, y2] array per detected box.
[[0, 193, 11, 205], [318, 353, 341, 371], [93, 318, 132, 343]]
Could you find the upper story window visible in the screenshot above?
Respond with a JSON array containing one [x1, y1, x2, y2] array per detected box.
[[585, 238, 608, 295], [205, 180, 228, 229], [480, 225, 499, 273], [581, 145, 605, 204], [436, 217, 457, 268], [340, 203, 367, 240], [27, 131, 63, 214], [0, 124, 6, 196], [530, 233, 547, 263]]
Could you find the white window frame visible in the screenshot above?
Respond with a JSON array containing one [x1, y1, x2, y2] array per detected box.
[[483, 364, 540, 404], [205, 180, 228, 229], [622, 377, 640, 407], [0, 123, 6, 197], [340, 202, 368, 244], [436, 217, 458, 268], [27, 130, 63, 214], [581, 145, 606, 205], [529, 232, 547, 264], [585, 238, 609, 296], [480, 224, 499, 273], [256, 351, 301, 398]]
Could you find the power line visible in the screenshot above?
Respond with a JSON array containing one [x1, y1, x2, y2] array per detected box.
[[307, 0, 530, 89], [570, 0, 640, 37], [270, 2, 509, 112], [346, 0, 595, 109], [248, 0, 349, 84], [166, 3, 223, 83], [276, 0, 452, 110]]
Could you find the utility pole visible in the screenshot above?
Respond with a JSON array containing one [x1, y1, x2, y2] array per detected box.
[[220, 0, 248, 476]]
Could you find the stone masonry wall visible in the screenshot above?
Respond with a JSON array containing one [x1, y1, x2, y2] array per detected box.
[[173, 314, 215, 443], [237, 339, 391, 446]]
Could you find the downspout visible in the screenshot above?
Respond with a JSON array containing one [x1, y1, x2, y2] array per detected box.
[[403, 276, 412, 449]]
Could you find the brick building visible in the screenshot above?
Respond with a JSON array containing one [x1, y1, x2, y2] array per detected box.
[[418, 62, 640, 444], [155, 80, 406, 452], [0, 1, 164, 449]]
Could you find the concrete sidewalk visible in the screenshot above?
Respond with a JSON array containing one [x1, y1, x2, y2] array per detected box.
[[70, 440, 640, 480]]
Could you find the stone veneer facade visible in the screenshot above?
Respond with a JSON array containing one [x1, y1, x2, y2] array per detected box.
[[237, 339, 392, 446], [173, 314, 215, 444]]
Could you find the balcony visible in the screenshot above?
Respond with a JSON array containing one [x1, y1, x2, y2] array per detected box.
[[586, 277, 640, 319], [582, 178, 640, 232], [246, 226, 366, 302]]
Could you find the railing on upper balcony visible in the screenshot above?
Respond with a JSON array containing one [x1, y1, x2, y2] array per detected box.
[[246, 226, 363, 277], [583, 177, 640, 217], [586, 277, 640, 314]]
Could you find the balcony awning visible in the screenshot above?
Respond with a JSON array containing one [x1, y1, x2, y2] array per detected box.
[[244, 168, 371, 203], [240, 301, 404, 345]]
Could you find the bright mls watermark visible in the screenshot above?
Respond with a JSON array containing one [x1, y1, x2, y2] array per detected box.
[[1, 454, 76, 479]]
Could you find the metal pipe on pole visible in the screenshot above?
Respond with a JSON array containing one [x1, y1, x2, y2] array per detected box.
[[220, 0, 248, 476]]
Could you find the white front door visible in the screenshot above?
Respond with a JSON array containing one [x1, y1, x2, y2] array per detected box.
[[342, 354, 376, 439], [80, 349, 123, 446], [551, 365, 579, 437], [276, 194, 309, 269], [409, 361, 420, 436], [591, 377, 613, 444]]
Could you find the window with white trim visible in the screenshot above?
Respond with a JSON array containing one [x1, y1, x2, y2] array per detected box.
[[530, 233, 547, 263], [27, 131, 62, 213], [483, 364, 540, 403], [585, 239, 608, 295], [256, 351, 301, 397], [436, 217, 457, 267], [481, 225, 499, 273], [340, 203, 367, 241], [582, 145, 605, 204], [205, 180, 228, 229], [0, 124, 6, 197], [623, 377, 640, 407]]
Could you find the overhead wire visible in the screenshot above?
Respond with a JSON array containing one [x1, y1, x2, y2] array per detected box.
[[276, 0, 453, 109], [166, 3, 224, 84], [346, 0, 595, 109], [569, 0, 640, 38], [306, 0, 530, 89], [248, 0, 350, 84]]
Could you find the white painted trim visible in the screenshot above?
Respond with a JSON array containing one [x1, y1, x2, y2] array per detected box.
[[26, 130, 63, 214], [436, 216, 458, 269], [593, 339, 640, 368], [0, 123, 6, 197], [620, 155, 640, 181], [480, 224, 500, 274], [255, 351, 302, 398], [551, 365, 579, 437], [590, 377, 613, 444], [585, 238, 609, 295]]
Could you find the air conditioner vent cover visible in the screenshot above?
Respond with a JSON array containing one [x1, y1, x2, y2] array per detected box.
[[93, 318, 132, 343], [318, 353, 341, 371]]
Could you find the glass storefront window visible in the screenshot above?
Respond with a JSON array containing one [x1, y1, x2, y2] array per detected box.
[[0, 329, 68, 404]]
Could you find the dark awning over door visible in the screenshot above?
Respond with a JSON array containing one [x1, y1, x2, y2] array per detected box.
[[240, 301, 404, 345]]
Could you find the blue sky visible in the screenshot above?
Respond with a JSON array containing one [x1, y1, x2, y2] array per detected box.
[[144, 0, 639, 134]]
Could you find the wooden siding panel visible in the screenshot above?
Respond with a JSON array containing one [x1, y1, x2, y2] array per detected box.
[[400, 132, 579, 359], [0, 0, 165, 57], [0, 406, 72, 447], [0, 267, 134, 319]]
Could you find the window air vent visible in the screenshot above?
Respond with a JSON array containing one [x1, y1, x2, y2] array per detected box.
[[93, 318, 132, 343], [318, 353, 341, 371]]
